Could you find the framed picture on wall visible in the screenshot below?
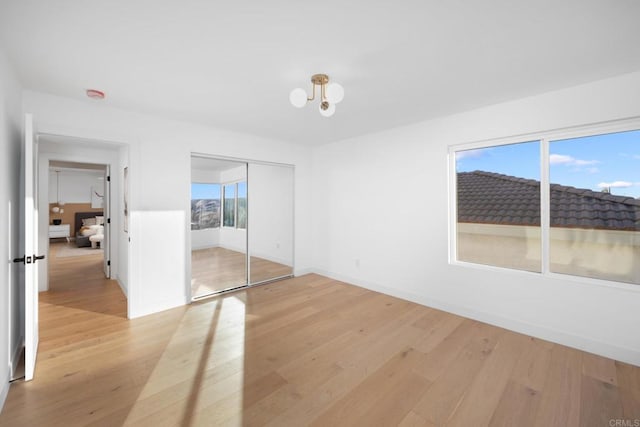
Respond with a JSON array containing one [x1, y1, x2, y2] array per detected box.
[[124, 166, 128, 232]]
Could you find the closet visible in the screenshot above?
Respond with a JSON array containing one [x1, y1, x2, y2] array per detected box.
[[190, 156, 294, 299]]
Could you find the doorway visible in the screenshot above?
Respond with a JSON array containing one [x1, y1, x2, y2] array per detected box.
[[190, 155, 294, 300], [47, 161, 109, 279]]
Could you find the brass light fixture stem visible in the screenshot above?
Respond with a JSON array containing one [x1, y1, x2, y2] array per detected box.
[[308, 83, 316, 102], [308, 74, 330, 102]]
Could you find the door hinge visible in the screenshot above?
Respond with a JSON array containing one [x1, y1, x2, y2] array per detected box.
[[107, 218, 111, 224], [107, 175, 111, 182], [107, 260, 111, 266]]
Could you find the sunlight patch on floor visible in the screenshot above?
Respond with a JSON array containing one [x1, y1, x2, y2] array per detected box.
[[123, 296, 246, 426]]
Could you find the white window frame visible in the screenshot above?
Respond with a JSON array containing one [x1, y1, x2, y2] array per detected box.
[[222, 182, 237, 228], [448, 116, 640, 292], [222, 180, 247, 230]]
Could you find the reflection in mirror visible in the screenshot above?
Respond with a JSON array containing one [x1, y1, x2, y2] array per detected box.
[[191, 157, 247, 298], [248, 163, 294, 284]]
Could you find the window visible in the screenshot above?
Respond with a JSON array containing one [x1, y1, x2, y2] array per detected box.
[[222, 181, 247, 229], [451, 126, 640, 286], [191, 183, 221, 230], [455, 141, 541, 272], [223, 183, 236, 227], [549, 130, 640, 285], [237, 181, 247, 229]]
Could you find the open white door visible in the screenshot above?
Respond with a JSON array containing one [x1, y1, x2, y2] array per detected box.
[[22, 114, 42, 381], [103, 166, 111, 278]]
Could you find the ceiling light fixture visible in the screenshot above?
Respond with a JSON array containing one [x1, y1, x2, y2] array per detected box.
[[290, 74, 344, 117]]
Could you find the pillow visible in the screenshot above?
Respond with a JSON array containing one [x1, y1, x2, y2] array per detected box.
[[95, 216, 105, 225], [82, 218, 97, 226]]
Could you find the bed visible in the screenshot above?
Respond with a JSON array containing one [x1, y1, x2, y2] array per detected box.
[[74, 211, 104, 247]]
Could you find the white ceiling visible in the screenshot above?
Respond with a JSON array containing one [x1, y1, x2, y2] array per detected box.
[[1, 1, 640, 145], [191, 156, 245, 173]]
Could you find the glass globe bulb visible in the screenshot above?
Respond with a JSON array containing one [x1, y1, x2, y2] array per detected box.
[[325, 83, 344, 104], [52, 206, 60, 213], [289, 88, 308, 108], [319, 102, 336, 117]]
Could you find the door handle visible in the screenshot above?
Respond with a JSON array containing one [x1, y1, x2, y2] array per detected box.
[[12, 255, 45, 264]]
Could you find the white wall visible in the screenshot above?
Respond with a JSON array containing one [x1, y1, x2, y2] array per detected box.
[[23, 90, 313, 319], [130, 211, 184, 318], [48, 170, 104, 204], [0, 49, 23, 411], [312, 70, 640, 366]]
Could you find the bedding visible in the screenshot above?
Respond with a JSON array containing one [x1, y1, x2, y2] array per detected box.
[[79, 224, 102, 236], [74, 211, 104, 247]]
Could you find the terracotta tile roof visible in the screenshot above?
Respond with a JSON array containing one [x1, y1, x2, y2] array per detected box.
[[457, 171, 640, 231]]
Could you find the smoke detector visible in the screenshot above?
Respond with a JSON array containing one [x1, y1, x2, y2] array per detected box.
[[86, 89, 105, 99]]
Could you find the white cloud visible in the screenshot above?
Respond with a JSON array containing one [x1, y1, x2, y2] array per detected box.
[[573, 159, 599, 166], [456, 149, 485, 161], [634, 155, 640, 160], [597, 181, 633, 189], [549, 153, 599, 166], [549, 154, 573, 165], [587, 167, 599, 174]]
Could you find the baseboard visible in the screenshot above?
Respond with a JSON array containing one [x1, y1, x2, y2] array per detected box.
[[293, 267, 313, 277], [191, 244, 218, 251], [0, 369, 10, 413], [250, 250, 291, 267], [9, 337, 23, 379], [116, 276, 128, 297], [217, 244, 246, 254], [312, 268, 640, 367]]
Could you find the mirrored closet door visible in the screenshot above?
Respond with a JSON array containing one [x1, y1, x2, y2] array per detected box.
[[191, 157, 248, 298], [248, 163, 294, 284], [190, 155, 294, 300]]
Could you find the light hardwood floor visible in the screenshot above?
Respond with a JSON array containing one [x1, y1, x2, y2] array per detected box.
[[1, 250, 639, 426], [191, 247, 292, 298]]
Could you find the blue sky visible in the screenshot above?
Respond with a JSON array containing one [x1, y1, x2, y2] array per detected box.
[[456, 129, 640, 198], [191, 183, 220, 200]]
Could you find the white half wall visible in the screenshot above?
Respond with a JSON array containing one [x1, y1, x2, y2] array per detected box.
[[0, 48, 23, 411], [129, 211, 185, 318], [312, 71, 640, 366]]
